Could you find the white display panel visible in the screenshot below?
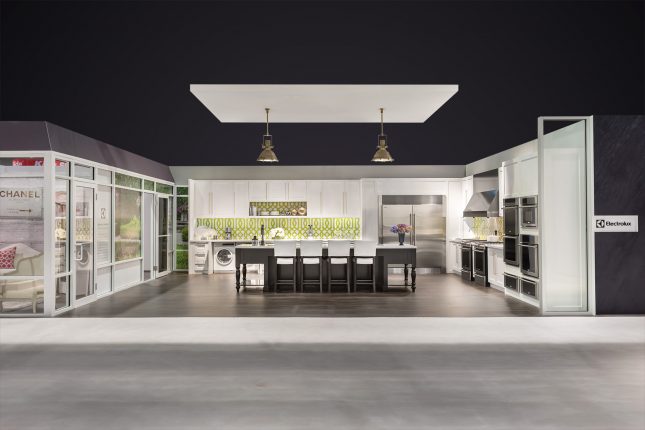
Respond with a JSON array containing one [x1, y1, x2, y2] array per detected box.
[[114, 259, 142, 290], [96, 266, 112, 296]]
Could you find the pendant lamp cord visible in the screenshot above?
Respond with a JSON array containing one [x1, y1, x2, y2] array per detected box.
[[265, 108, 270, 135], [380, 108, 384, 135]]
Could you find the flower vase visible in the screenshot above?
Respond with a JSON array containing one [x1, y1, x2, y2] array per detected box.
[[398, 232, 405, 246]]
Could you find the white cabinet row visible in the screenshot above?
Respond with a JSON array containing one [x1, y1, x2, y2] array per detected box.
[[502, 156, 538, 198], [487, 247, 505, 288], [190, 180, 362, 218]]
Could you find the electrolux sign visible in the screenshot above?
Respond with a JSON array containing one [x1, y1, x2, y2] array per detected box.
[[594, 215, 638, 233]]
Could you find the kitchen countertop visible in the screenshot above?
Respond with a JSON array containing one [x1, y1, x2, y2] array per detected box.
[[236, 243, 416, 249]]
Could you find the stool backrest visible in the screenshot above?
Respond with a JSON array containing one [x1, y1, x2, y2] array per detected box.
[[274, 240, 297, 257], [353, 240, 377, 257], [328, 240, 351, 257], [300, 240, 323, 257]]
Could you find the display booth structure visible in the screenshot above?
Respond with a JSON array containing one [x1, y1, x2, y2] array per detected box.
[[0, 122, 175, 316]]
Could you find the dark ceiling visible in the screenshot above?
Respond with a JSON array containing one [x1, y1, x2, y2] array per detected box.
[[1, 1, 643, 166]]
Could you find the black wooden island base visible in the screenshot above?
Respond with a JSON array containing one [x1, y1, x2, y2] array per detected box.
[[234, 244, 416, 292]]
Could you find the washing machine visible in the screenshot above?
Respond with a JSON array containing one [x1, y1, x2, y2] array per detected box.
[[213, 243, 236, 272]]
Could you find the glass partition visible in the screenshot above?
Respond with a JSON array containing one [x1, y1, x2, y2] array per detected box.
[[74, 185, 94, 300], [96, 185, 112, 265], [175, 188, 189, 271], [115, 188, 141, 261]]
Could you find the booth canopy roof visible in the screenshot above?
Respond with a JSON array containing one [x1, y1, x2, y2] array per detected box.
[[0, 121, 174, 182]]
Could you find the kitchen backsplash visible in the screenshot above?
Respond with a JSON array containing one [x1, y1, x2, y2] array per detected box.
[[195, 217, 360, 240], [471, 217, 504, 239]]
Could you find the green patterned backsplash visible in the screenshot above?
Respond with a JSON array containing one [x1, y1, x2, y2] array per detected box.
[[195, 217, 360, 240], [249, 201, 307, 216], [472, 217, 504, 239]]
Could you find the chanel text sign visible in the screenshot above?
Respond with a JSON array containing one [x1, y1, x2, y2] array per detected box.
[[594, 216, 638, 232]]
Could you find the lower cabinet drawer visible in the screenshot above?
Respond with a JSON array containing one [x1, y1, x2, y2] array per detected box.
[[520, 278, 539, 299], [504, 273, 518, 291]]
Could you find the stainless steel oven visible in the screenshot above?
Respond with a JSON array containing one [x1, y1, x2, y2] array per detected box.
[[520, 196, 538, 228], [520, 234, 539, 278], [503, 235, 519, 266], [460, 243, 473, 281], [503, 198, 519, 236], [473, 245, 488, 286]]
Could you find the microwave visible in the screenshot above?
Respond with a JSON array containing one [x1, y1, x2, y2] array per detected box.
[[520, 196, 538, 228]]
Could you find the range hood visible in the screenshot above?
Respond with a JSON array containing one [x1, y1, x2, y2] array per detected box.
[[463, 190, 499, 218], [463, 169, 500, 218]]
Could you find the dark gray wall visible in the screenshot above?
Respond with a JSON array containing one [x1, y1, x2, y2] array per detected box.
[[594, 115, 645, 314]]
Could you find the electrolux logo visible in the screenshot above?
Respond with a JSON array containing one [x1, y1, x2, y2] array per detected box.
[[594, 216, 638, 233]]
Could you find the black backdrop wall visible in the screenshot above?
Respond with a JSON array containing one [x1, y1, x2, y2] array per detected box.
[[1, 1, 643, 165], [593, 115, 645, 315]]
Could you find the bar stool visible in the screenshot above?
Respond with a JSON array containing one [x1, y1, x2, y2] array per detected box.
[[274, 240, 298, 293], [299, 240, 324, 293], [352, 240, 377, 293], [327, 240, 352, 293]]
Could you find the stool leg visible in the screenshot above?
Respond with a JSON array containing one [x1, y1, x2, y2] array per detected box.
[[319, 260, 323, 293], [327, 260, 331, 293], [352, 259, 357, 293], [293, 259, 297, 293], [372, 263, 376, 293], [346, 262, 350, 293]]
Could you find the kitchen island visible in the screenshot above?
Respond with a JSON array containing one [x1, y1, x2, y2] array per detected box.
[[234, 243, 417, 292]]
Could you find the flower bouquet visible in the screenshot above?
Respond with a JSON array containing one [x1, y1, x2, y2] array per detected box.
[[390, 224, 413, 245]]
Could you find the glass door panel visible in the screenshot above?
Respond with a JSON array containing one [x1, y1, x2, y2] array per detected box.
[[156, 196, 172, 277], [74, 185, 94, 300]]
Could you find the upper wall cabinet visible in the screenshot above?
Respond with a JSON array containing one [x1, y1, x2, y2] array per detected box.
[[498, 167, 505, 213], [306, 181, 322, 217], [192, 181, 212, 218], [234, 181, 249, 217], [211, 181, 235, 217], [266, 181, 287, 201], [344, 180, 362, 217], [249, 181, 267, 201], [287, 181, 307, 201], [321, 181, 345, 217], [503, 156, 538, 198]]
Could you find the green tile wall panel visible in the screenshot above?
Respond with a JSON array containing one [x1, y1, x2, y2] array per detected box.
[[195, 217, 361, 240]]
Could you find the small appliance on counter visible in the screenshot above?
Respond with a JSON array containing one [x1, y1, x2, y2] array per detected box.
[[224, 226, 232, 240]]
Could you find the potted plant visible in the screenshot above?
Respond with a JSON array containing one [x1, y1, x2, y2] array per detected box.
[[390, 224, 413, 245]]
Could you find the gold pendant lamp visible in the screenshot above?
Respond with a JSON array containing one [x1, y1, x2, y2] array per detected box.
[[257, 108, 279, 163], [371, 108, 394, 163]]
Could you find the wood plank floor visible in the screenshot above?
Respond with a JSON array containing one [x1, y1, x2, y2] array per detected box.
[[62, 272, 540, 317]]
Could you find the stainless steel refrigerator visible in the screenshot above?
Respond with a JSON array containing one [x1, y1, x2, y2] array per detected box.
[[379, 195, 446, 273]]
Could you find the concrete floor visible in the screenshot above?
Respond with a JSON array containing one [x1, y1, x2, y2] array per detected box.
[[2, 318, 644, 430]]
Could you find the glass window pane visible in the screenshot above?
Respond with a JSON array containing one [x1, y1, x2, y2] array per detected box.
[[144, 180, 155, 191], [0, 157, 44, 176], [115, 188, 141, 261], [114, 173, 142, 189], [75, 164, 94, 180], [0, 278, 44, 314], [55, 276, 70, 310], [176, 186, 188, 196], [55, 179, 69, 274], [96, 185, 112, 265], [74, 186, 94, 299], [0, 177, 44, 276], [96, 168, 112, 184], [55, 159, 70, 176], [175, 195, 188, 270], [156, 183, 173, 194]]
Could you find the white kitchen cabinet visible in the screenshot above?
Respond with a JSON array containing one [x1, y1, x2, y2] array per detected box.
[[463, 176, 473, 208], [503, 161, 519, 197], [248, 181, 267, 201], [211, 181, 235, 217], [234, 181, 249, 217], [498, 167, 505, 213], [189, 242, 212, 274], [306, 181, 322, 217], [447, 180, 464, 240], [287, 181, 307, 201], [321, 181, 345, 217], [487, 247, 505, 288], [344, 180, 361, 217], [447, 242, 462, 274], [266, 181, 287, 201], [192, 180, 213, 218], [520, 156, 538, 196]]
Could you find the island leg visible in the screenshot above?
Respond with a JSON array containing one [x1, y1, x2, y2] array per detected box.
[[404, 264, 409, 286], [235, 263, 241, 292], [411, 266, 416, 292], [242, 264, 247, 288]]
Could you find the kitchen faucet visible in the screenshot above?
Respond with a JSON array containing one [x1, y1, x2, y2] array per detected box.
[[307, 224, 314, 239]]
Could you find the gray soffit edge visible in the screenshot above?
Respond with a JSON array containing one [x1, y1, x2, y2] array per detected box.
[[0, 121, 174, 182]]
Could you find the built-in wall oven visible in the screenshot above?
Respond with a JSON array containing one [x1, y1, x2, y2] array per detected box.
[[460, 243, 473, 281], [520, 196, 538, 228], [473, 244, 488, 286], [520, 234, 539, 278], [503, 198, 520, 266]]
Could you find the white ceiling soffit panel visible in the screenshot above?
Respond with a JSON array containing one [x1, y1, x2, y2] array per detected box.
[[189, 84, 459, 123]]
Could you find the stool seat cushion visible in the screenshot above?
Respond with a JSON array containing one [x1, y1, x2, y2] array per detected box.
[[356, 257, 374, 265], [330, 257, 348, 264], [302, 257, 320, 265], [276, 258, 295, 265]]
